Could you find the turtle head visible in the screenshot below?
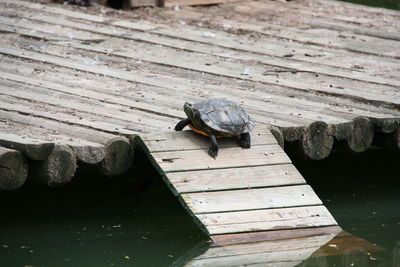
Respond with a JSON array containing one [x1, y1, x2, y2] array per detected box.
[[183, 102, 199, 120]]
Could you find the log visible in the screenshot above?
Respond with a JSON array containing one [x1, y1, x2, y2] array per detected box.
[[0, 132, 54, 161], [333, 117, 374, 153], [374, 126, 400, 151], [100, 137, 134, 176], [347, 117, 374, 152], [30, 144, 77, 187], [369, 117, 400, 133], [71, 144, 107, 165], [0, 146, 29, 190], [269, 126, 284, 149], [301, 121, 333, 160]]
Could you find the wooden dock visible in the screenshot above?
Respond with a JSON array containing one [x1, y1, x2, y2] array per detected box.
[[0, 0, 399, 187], [136, 127, 340, 243]]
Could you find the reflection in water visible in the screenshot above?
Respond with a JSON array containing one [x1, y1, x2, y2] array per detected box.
[[394, 241, 400, 267], [179, 231, 383, 267], [181, 233, 336, 267]]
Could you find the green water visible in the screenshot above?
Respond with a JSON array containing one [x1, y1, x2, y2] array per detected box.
[[0, 147, 399, 266], [292, 147, 400, 266], [338, 0, 400, 10]]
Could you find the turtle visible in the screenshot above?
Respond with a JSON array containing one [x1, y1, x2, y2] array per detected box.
[[174, 99, 255, 158]]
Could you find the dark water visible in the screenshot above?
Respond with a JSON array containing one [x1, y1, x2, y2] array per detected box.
[[0, 147, 399, 266], [341, 0, 400, 10], [291, 146, 400, 266], [338, 0, 400, 10], [0, 156, 206, 267]]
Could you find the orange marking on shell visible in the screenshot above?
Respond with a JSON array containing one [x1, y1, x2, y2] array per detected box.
[[188, 124, 224, 138]]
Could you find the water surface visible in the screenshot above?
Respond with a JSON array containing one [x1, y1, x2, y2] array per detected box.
[[0, 147, 399, 266]]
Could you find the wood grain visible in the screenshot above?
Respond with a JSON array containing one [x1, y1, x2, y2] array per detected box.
[[165, 164, 304, 195], [196, 206, 337, 235], [152, 144, 291, 173], [181, 184, 322, 214]]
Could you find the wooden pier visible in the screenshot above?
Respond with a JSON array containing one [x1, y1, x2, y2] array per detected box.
[[0, 0, 399, 188], [137, 127, 340, 243], [0, 0, 397, 260]]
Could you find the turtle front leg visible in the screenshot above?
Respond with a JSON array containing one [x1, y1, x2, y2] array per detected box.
[[209, 134, 218, 159], [240, 133, 251, 148], [175, 118, 190, 131]]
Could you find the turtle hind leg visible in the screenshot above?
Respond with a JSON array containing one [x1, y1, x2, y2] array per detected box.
[[240, 133, 251, 148], [175, 118, 190, 131], [208, 134, 218, 159]]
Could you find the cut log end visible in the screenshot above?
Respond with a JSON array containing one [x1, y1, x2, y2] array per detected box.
[[72, 145, 107, 164], [101, 137, 134, 176], [30, 144, 77, 187], [24, 142, 55, 161], [301, 121, 333, 160], [269, 126, 284, 149], [347, 117, 374, 153], [0, 147, 29, 190]]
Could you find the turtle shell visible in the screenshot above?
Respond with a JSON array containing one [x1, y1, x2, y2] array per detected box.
[[194, 99, 255, 134]]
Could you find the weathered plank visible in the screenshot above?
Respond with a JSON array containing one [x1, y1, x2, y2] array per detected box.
[[151, 144, 291, 173], [163, 0, 241, 7], [0, 66, 184, 120], [6, 0, 400, 87], [2, 41, 396, 131], [0, 77, 175, 133], [3, 5, 400, 105], [196, 205, 337, 235], [165, 164, 304, 195], [140, 127, 276, 153], [181, 184, 322, 214]]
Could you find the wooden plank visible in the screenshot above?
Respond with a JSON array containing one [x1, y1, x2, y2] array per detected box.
[[141, 126, 276, 153], [6, 0, 400, 86], [2, 52, 397, 131], [210, 225, 342, 246], [181, 184, 322, 214], [0, 43, 311, 128], [0, 72, 176, 132], [3, 5, 399, 97], [0, 91, 141, 136], [2, 29, 396, 129], [165, 164, 304, 195], [164, 0, 241, 7], [0, 60, 186, 119], [130, 0, 158, 7], [0, 110, 109, 164], [0, 109, 115, 145], [151, 144, 291, 173], [154, 9, 400, 80], [0, 52, 307, 130], [0, 15, 105, 42], [61, 38, 400, 103], [196, 206, 337, 235]]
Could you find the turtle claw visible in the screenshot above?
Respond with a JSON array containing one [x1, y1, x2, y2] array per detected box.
[[240, 133, 251, 148], [208, 148, 218, 159]]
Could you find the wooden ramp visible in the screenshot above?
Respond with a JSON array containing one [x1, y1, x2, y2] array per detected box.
[[136, 127, 340, 243]]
